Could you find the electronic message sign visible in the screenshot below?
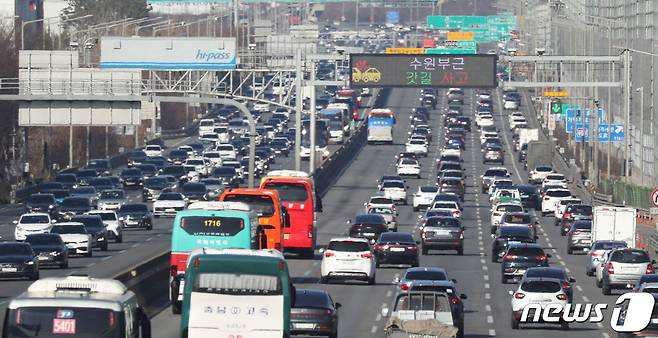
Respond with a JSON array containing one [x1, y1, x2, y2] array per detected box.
[[350, 54, 497, 88]]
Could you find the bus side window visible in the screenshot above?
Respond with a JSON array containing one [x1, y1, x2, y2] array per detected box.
[[282, 206, 291, 228]]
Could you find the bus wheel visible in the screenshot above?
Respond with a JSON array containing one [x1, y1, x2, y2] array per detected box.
[[172, 301, 182, 315]]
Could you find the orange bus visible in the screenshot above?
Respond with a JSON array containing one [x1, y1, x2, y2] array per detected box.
[[259, 170, 322, 258], [219, 188, 287, 251]]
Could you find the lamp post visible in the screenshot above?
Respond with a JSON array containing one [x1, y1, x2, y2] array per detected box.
[[56, 14, 94, 50], [21, 15, 58, 50], [135, 18, 171, 36]]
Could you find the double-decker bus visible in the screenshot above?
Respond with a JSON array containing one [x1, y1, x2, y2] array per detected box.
[[300, 119, 330, 160], [367, 108, 395, 144], [169, 201, 265, 314], [180, 248, 293, 338], [260, 170, 322, 259], [219, 188, 287, 251]]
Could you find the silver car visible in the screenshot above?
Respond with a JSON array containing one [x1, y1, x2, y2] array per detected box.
[[565, 220, 591, 254], [585, 240, 627, 276], [600, 248, 655, 295]]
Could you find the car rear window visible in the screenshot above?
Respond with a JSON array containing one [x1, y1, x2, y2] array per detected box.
[[328, 241, 369, 252], [520, 281, 561, 293], [420, 186, 438, 193], [425, 217, 460, 228], [497, 205, 523, 212], [611, 250, 650, 263], [592, 242, 627, 250], [503, 214, 532, 224], [546, 190, 571, 197], [404, 270, 447, 281], [568, 205, 592, 214], [507, 247, 545, 256], [294, 291, 331, 309], [573, 221, 592, 230], [525, 269, 565, 280]]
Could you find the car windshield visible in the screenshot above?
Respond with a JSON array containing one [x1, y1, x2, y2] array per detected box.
[[425, 217, 460, 228], [262, 183, 308, 203], [51, 225, 86, 234], [182, 184, 206, 192], [28, 195, 55, 204], [90, 212, 116, 221], [368, 207, 393, 215], [521, 281, 561, 293], [525, 269, 565, 280], [26, 235, 60, 245], [121, 169, 141, 176], [162, 166, 185, 175], [536, 166, 553, 172], [404, 270, 447, 281], [61, 198, 89, 207], [20, 215, 50, 224], [159, 193, 184, 201], [593, 242, 627, 250], [547, 190, 572, 197], [420, 186, 438, 193], [213, 167, 236, 176], [503, 214, 532, 224], [383, 181, 404, 189], [379, 233, 414, 244], [433, 203, 456, 209], [119, 204, 148, 213], [507, 247, 545, 256], [611, 250, 650, 263], [497, 205, 523, 212], [327, 241, 369, 252], [484, 169, 507, 177], [100, 191, 124, 199], [0, 244, 31, 255], [573, 221, 592, 230], [569, 205, 593, 214], [72, 187, 95, 195]]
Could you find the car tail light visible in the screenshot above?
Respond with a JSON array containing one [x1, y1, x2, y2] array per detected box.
[[406, 246, 417, 251], [170, 265, 178, 277], [647, 264, 654, 274], [607, 262, 615, 274], [452, 210, 461, 216], [561, 281, 571, 289], [449, 298, 462, 304], [194, 257, 199, 268], [563, 212, 572, 219], [537, 255, 548, 262], [400, 282, 411, 290], [324, 252, 334, 258], [591, 252, 602, 257], [556, 294, 567, 301], [503, 255, 517, 262], [459, 231, 464, 240], [374, 245, 386, 251], [361, 252, 373, 259], [514, 292, 525, 299]]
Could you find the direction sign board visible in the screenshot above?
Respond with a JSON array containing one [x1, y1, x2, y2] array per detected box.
[[651, 188, 658, 207], [386, 47, 425, 54], [598, 124, 610, 142], [425, 48, 477, 55], [544, 91, 569, 97], [447, 31, 474, 41], [350, 54, 497, 88], [386, 11, 400, 24], [550, 99, 562, 114], [565, 108, 575, 133], [575, 124, 590, 142], [611, 124, 624, 142]]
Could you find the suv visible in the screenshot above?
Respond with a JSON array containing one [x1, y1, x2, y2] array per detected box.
[[86, 210, 124, 243], [510, 277, 569, 330], [528, 166, 554, 184], [541, 188, 573, 216], [566, 220, 592, 254], [558, 204, 592, 233], [69, 215, 109, 251], [585, 240, 627, 276], [501, 243, 550, 283], [321, 238, 376, 285], [491, 226, 537, 262], [347, 214, 389, 244], [481, 167, 510, 193], [373, 232, 419, 268], [420, 216, 464, 255], [600, 248, 655, 295]]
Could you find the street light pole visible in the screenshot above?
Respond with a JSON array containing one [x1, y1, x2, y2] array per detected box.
[[637, 86, 644, 183]]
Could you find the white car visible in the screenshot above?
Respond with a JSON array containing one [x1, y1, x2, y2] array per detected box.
[[86, 210, 123, 243], [203, 151, 223, 167], [405, 139, 428, 157], [541, 188, 574, 216], [321, 237, 376, 285], [223, 160, 246, 180], [253, 102, 270, 113], [380, 180, 408, 205], [441, 148, 461, 158], [216, 144, 237, 160], [490, 203, 524, 227], [529, 166, 554, 184], [412, 186, 439, 211], [198, 118, 216, 135], [184, 158, 211, 177], [475, 112, 492, 126], [508, 111, 524, 124], [396, 159, 421, 178], [510, 277, 569, 330], [143, 145, 163, 158], [367, 206, 397, 232], [178, 145, 195, 157], [213, 126, 231, 144], [553, 198, 582, 219], [430, 201, 461, 219], [480, 131, 498, 144], [478, 116, 495, 128], [510, 117, 527, 130], [13, 213, 54, 241], [153, 192, 188, 218], [542, 173, 568, 189], [50, 222, 93, 257], [199, 133, 219, 146], [504, 99, 519, 110], [364, 196, 397, 213]]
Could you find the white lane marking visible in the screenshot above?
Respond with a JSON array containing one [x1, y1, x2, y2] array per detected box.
[[559, 261, 566, 266], [376, 314, 382, 321], [483, 265, 488, 271], [101, 256, 112, 261], [484, 275, 489, 281], [565, 267, 571, 274], [576, 285, 583, 292], [485, 305, 492, 312], [119, 249, 127, 254], [555, 254, 562, 260], [485, 293, 491, 299], [489, 329, 496, 336], [303, 270, 311, 277], [487, 315, 494, 323], [370, 326, 377, 333], [602, 333, 610, 338], [67, 270, 78, 276], [312, 261, 319, 267], [85, 263, 94, 268], [386, 290, 393, 298], [583, 296, 590, 302], [146, 237, 153, 242], [131, 243, 139, 248], [485, 283, 490, 289], [480, 259, 486, 264]]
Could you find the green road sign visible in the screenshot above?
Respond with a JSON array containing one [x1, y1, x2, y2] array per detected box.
[[561, 103, 570, 118], [551, 99, 562, 114], [425, 48, 477, 55]]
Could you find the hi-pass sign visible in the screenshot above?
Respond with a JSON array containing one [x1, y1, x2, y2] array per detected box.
[[350, 54, 497, 88]]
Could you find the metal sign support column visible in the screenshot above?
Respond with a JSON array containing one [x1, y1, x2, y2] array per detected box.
[[294, 49, 303, 171], [309, 62, 316, 174]]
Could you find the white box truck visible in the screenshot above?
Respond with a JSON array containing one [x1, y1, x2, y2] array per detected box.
[[516, 128, 539, 151], [592, 206, 637, 247]]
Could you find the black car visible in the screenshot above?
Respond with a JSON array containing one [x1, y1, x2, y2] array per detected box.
[[88, 177, 116, 192], [373, 232, 419, 267], [269, 139, 290, 156], [25, 193, 59, 218], [39, 182, 66, 195], [69, 215, 109, 251], [161, 165, 188, 183], [501, 243, 550, 283], [168, 150, 189, 165], [491, 226, 537, 262], [59, 197, 92, 217], [143, 176, 173, 202], [518, 143, 528, 163], [523, 267, 576, 302], [85, 159, 112, 176], [0, 242, 39, 280], [120, 168, 144, 188], [117, 203, 153, 230], [516, 184, 541, 211], [348, 214, 388, 244], [144, 159, 168, 171], [420, 216, 464, 255], [291, 289, 341, 338], [212, 167, 239, 187], [181, 182, 208, 201], [127, 150, 148, 167], [54, 173, 78, 190], [135, 164, 158, 178], [456, 116, 471, 131], [75, 169, 99, 185], [188, 142, 205, 156], [25, 233, 68, 268]]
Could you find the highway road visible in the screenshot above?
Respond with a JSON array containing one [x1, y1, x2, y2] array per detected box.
[[149, 86, 629, 338]]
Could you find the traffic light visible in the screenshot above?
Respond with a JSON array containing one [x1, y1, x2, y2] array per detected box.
[[550, 99, 562, 114]]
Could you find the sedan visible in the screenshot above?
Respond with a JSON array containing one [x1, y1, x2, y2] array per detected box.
[[412, 186, 439, 211], [522, 267, 576, 302], [347, 214, 389, 244], [291, 289, 341, 338], [153, 192, 188, 218], [117, 203, 154, 230], [501, 243, 550, 284], [373, 232, 419, 268], [0, 242, 39, 280], [25, 233, 68, 268], [396, 158, 421, 179], [420, 216, 464, 255], [97, 189, 128, 211]]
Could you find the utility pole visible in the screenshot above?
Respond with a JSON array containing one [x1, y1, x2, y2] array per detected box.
[[294, 49, 303, 171], [309, 62, 316, 174]]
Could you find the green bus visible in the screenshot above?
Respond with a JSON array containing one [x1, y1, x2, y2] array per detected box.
[[180, 248, 293, 338]]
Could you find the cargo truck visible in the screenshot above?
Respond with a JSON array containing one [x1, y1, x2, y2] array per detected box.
[[592, 206, 636, 248]]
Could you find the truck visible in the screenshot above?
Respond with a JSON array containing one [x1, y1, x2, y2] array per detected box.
[[524, 140, 552, 172], [516, 128, 539, 152], [592, 206, 637, 247], [381, 291, 458, 338]]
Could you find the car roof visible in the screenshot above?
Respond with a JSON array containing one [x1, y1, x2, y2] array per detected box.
[[507, 243, 544, 249], [520, 277, 562, 284], [329, 237, 369, 244], [405, 266, 447, 274]]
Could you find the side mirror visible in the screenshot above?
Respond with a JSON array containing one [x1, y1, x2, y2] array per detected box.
[[335, 302, 342, 309], [451, 278, 458, 283], [546, 253, 552, 258], [416, 241, 421, 245], [460, 293, 468, 300], [508, 290, 514, 296], [346, 220, 351, 224], [569, 277, 576, 283], [12, 220, 18, 225], [653, 260, 657, 265], [535, 236, 539, 240], [393, 276, 400, 284], [381, 307, 390, 318], [319, 247, 325, 254]]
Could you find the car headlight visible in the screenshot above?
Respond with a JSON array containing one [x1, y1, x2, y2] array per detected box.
[[48, 204, 54, 209], [16, 226, 24, 232], [50, 251, 61, 256], [25, 260, 34, 265]]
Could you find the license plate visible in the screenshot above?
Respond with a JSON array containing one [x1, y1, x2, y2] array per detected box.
[[38, 256, 49, 261], [284, 234, 290, 240], [2, 268, 17, 272], [390, 247, 405, 252], [363, 232, 375, 236], [295, 323, 315, 329]]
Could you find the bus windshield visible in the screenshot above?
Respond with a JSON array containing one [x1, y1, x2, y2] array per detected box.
[[263, 183, 308, 203], [222, 194, 275, 217], [180, 216, 245, 237], [5, 307, 122, 338]]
